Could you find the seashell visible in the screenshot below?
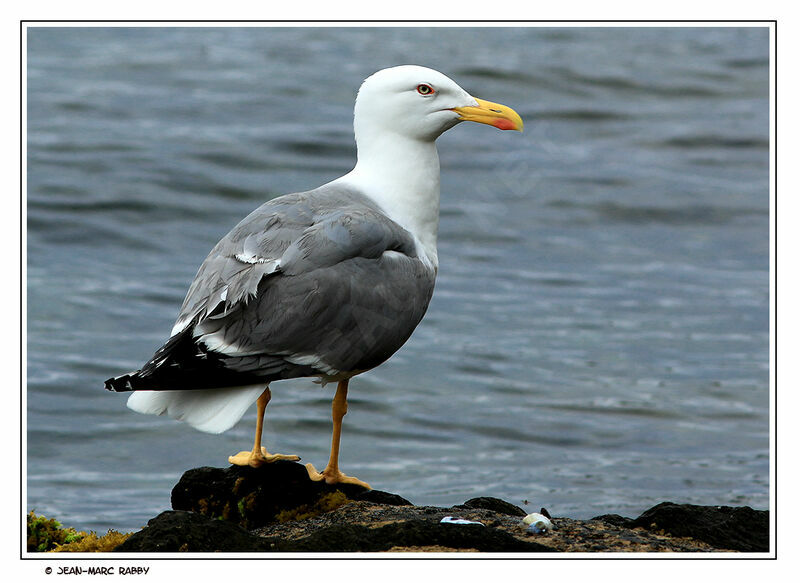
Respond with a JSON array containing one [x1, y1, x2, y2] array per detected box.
[[522, 512, 555, 534]]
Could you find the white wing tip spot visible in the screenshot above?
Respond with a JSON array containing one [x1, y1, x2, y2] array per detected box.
[[235, 252, 277, 265]]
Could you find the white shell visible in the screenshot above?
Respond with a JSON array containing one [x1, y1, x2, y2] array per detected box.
[[522, 512, 555, 533]]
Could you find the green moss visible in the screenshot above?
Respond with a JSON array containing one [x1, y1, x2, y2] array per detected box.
[[63, 531, 84, 545], [27, 511, 85, 552], [27, 511, 133, 553], [28, 511, 133, 553], [275, 491, 350, 523], [52, 530, 132, 553], [235, 492, 260, 529]]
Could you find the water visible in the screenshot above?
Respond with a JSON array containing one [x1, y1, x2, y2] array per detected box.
[[26, 26, 770, 534]]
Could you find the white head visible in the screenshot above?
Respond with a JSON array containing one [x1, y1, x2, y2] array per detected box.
[[340, 65, 523, 268], [353, 65, 523, 146]]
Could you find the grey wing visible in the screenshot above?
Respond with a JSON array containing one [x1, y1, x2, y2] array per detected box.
[[171, 191, 316, 336], [190, 192, 436, 380], [109, 186, 435, 392]]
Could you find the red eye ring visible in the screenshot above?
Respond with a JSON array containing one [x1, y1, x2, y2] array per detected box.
[[416, 83, 435, 96]]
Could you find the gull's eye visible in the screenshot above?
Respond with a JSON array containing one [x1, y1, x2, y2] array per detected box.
[[416, 83, 435, 96]]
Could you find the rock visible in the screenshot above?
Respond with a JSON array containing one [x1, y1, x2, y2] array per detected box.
[[263, 520, 555, 552], [106, 464, 771, 553], [591, 513, 634, 527], [352, 489, 413, 506], [629, 502, 769, 552], [114, 511, 267, 552], [114, 509, 553, 553], [458, 497, 527, 517], [170, 461, 369, 529]]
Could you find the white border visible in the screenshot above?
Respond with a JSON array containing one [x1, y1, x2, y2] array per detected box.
[[14, 16, 781, 577]]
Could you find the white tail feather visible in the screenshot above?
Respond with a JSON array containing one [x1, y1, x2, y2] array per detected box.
[[126, 385, 265, 434]]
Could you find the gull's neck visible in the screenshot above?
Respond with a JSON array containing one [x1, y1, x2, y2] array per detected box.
[[334, 132, 441, 269]]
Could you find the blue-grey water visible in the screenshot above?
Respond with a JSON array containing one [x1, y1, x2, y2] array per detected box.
[[26, 26, 770, 534]]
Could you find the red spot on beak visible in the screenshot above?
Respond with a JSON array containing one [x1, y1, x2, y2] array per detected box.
[[492, 118, 517, 131]]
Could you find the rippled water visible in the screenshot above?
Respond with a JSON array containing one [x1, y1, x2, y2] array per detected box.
[[26, 26, 770, 533]]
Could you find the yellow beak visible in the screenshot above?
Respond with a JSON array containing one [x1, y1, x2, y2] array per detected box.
[[451, 97, 524, 132]]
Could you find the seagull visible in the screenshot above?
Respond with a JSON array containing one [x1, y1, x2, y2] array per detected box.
[[105, 65, 523, 489]]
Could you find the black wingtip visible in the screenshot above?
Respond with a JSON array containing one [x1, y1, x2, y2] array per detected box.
[[105, 374, 134, 393], [104, 376, 121, 392]]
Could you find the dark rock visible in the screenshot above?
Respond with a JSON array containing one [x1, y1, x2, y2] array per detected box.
[[114, 511, 267, 552], [630, 502, 769, 552], [113, 464, 770, 553], [591, 513, 634, 527], [264, 520, 555, 552], [170, 461, 369, 529], [115, 510, 554, 553], [458, 497, 527, 517], [353, 489, 413, 506]]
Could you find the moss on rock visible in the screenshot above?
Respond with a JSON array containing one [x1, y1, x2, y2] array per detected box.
[[27, 512, 133, 553]]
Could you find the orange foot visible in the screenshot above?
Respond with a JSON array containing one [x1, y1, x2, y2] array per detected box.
[[305, 462, 371, 489], [228, 446, 300, 468]]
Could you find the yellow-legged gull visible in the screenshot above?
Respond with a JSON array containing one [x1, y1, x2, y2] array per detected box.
[[105, 65, 523, 488]]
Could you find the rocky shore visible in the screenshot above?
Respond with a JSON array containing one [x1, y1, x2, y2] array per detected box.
[[106, 461, 768, 553]]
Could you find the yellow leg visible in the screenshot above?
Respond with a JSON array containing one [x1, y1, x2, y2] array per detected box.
[[306, 379, 371, 489], [228, 387, 300, 467]]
